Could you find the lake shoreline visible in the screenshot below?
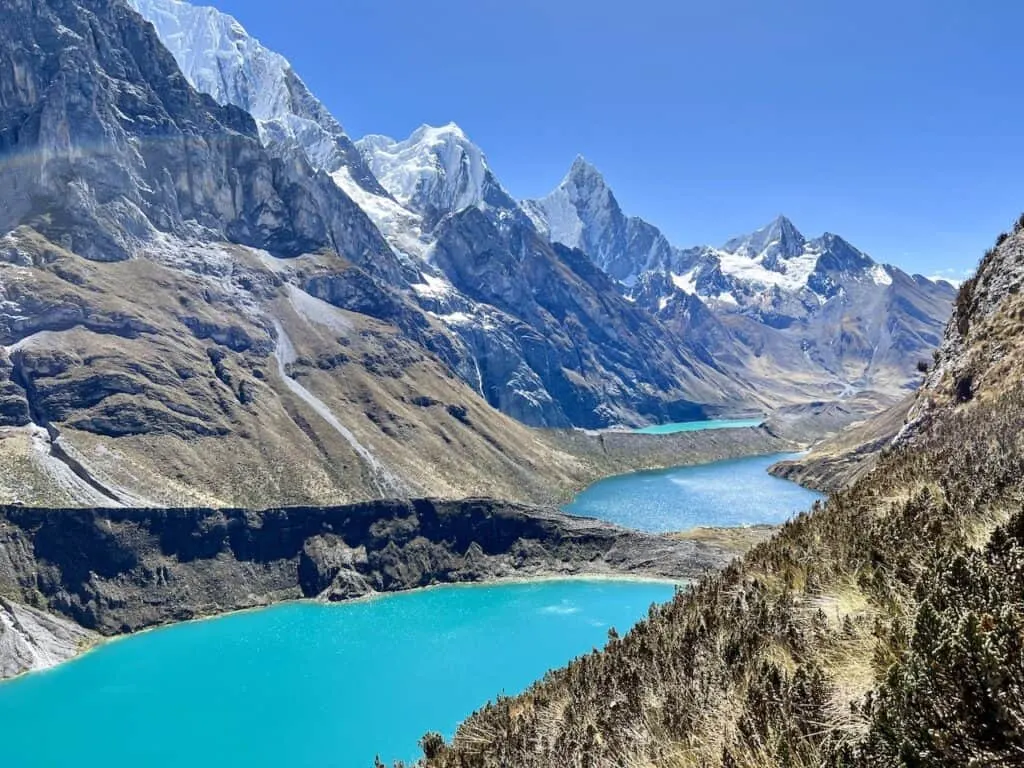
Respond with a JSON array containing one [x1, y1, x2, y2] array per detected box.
[[0, 572, 687, 687], [0, 580, 679, 768], [563, 451, 823, 533], [0, 432, 825, 686], [0, 496, 735, 682]]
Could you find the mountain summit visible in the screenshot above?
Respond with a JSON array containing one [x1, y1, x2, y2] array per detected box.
[[356, 123, 520, 227], [722, 215, 807, 265], [0, 0, 957, 506], [526, 158, 954, 396], [523, 157, 678, 283]]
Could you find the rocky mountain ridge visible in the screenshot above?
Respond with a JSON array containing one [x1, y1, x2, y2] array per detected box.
[[122, 0, 760, 430], [0, 0, 952, 509], [126, 0, 955, 419], [527, 159, 956, 398], [127, 0, 387, 196], [0, 0, 597, 506]]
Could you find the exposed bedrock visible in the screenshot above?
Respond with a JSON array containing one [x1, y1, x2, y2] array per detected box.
[[0, 497, 735, 678]]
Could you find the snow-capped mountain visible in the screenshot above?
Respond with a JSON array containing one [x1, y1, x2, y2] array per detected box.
[[670, 219, 887, 316], [127, 0, 751, 427], [641, 218, 956, 395], [356, 124, 524, 228], [722, 215, 807, 263], [523, 157, 679, 284], [528, 159, 956, 396], [125, 0, 953, 416], [128, 0, 385, 195]]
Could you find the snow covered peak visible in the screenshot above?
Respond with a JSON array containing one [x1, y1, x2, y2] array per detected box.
[[525, 156, 622, 253], [560, 155, 615, 204], [722, 215, 807, 263], [355, 123, 516, 222], [129, 0, 290, 126], [523, 156, 683, 283], [564, 154, 604, 184], [128, 0, 383, 192], [411, 121, 469, 143]]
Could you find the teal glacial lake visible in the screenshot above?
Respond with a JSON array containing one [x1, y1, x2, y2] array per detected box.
[[632, 417, 763, 434], [0, 579, 674, 768], [564, 453, 825, 532]]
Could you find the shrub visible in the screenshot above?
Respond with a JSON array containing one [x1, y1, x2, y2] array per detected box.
[[419, 733, 446, 760]]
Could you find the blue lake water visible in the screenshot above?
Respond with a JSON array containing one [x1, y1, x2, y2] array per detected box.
[[632, 418, 763, 434], [0, 579, 675, 768], [0, 449, 823, 764], [564, 453, 825, 532]]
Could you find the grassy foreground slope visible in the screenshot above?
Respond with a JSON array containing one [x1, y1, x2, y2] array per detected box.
[[411, 224, 1024, 767]]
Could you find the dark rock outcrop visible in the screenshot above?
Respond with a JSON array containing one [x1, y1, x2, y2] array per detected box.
[[0, 351, 31, 427], [0, 499, 723, 642], [429, 207, 752, 427]]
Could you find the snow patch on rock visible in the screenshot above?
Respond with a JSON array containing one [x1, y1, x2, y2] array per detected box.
[[330, 166, 432, 261]]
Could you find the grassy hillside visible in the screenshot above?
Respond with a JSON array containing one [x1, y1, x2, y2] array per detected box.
[[408, 224, 1024, 767]]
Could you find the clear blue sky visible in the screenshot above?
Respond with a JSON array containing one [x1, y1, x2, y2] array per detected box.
[[212, 0, 1024, 280]]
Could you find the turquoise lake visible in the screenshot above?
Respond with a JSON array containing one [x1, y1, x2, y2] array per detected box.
[[632, 417, 763, 434], [0, 446, 823, 765], [0, 579, 675, 767], [564, 453, 825, 532]]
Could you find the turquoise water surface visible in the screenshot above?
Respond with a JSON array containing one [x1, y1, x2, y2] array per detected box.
[[632, 418, 763, 434], [564, 453, 824, 532], [0, 579, 674, 767]]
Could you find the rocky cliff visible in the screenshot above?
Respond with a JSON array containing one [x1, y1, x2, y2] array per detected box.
[[0, 498, 733, 679], [0, 0, 401, 277], [122, 0, 765, 432], [127, 0, 388, 196], [0, 0, 783, 513], [0, 0, 748, 507]]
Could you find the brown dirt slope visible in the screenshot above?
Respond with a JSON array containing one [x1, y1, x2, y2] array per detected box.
[[0, 228, 795, 508]]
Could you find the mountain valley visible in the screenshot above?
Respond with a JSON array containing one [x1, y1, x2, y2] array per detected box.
[[1, 1, 1012, 766]]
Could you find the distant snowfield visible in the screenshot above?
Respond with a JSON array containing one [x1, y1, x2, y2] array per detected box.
[[716, 244, 821, 292]]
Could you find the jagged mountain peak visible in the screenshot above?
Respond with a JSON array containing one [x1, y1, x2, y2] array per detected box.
[[129, 0, 286, 120], [564, 154, 604, 184], [0, 0, 402, 272], [357, 122, 484, 176], [409, 121, 470, 143], [359, 122, 481, 160], [723, 215, 806, 261], [559, 155, 613, 197], [811, 232, 876, 272], [521, 155, 646, 280]]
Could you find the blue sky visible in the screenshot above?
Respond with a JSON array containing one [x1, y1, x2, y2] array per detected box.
[[212, 0, 1024, 280]]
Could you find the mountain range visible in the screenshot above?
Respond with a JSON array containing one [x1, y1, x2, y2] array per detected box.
[[526, 159, 957, 397], [133, 0, 955, 410], [0, 0, 955, 507]]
